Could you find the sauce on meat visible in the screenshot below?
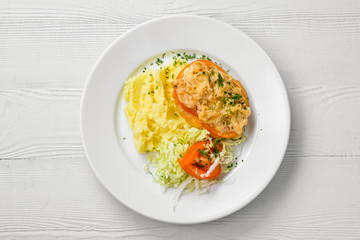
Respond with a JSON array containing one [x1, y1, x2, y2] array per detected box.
[[174, 60, 251, 138]]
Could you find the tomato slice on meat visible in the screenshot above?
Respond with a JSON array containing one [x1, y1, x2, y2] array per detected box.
[[174, 60, 225, 116], [176, 60, 226, 79], [202, 123, 239, 139], [173, 60, 249, 139], [173, 85, 199, 116], [178, 141, 221, 180]]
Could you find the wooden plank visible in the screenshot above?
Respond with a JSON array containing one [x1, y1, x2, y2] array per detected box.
[[0, 89, 84, 159], [0, 156, 359, 239], [0, 87, 359, 159], [0, 0, 359, 88]]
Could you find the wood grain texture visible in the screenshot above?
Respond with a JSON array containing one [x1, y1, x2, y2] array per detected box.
[[0, 156, 359, 239], [1, 0, 360, 239], [0, 0, 359, 88], [0, 87, 359, 159]]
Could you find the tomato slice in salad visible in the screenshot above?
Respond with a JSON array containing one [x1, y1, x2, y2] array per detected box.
[[178, 141, 222, 180]]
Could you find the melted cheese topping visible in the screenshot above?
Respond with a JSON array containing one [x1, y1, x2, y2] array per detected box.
[[174, 61, 251, 136]]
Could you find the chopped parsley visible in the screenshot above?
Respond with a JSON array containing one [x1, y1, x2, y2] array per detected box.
[[197, 149, 209, 157], [234, 93, 242, 100], [182, 52, 196, 61], [217, 73, 224, 87], [197, 54, 212, 61], [155, 58, 163, 66], [192, 162, 205, 168]]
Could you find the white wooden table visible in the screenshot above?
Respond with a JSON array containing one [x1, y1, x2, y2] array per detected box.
[[1, 1, 360, 239]]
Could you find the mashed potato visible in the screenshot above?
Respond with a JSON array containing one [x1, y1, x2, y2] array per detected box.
[[124, 61, 202, 152]]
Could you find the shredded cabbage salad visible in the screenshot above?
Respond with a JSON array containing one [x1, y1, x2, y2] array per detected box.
[[145, 125, 246, 207]]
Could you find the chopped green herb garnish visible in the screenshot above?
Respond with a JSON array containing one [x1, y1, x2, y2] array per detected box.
[[199, 55, 207, 60], [192, 162, 205, 168], [217, 73, 224, 87], [233, 93, 242, 100], [182, 52, 197, 61], [155, 58, 164, 66], [197, 149, 209, 157]]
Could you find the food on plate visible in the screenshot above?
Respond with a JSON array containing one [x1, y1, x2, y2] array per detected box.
[[124, 53, 250, 203], [173, 60, 251, 139], [124, 59, 189, 152], [178, 140, 222, 180]]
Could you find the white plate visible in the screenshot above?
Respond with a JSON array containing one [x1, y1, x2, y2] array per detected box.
[[81, 15, 290, 224]]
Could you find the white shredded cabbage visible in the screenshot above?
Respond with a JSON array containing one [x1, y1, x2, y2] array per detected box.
[[147, 127, 208, 189], [146, 129, 247, 207]]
